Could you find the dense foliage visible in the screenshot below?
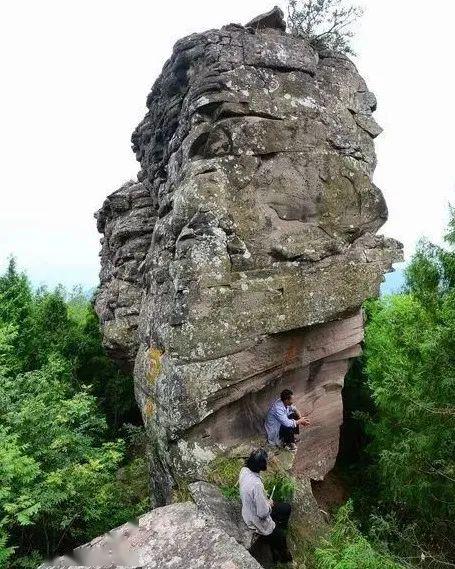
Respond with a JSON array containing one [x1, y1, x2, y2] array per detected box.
[[340, 213, 455, 566], [0, 259, 148, 568], [314, 502, 404, 569]]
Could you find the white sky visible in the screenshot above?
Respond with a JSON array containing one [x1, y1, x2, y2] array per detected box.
[[1, 0, 454, 288]]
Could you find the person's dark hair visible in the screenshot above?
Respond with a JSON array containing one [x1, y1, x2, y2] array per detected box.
[[281, 388, 293, 402], [245, 448, 268, 473]]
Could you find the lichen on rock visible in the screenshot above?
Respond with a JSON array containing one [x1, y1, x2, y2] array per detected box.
[[95, 5, 402, 510], [42, 501, 262, 568]]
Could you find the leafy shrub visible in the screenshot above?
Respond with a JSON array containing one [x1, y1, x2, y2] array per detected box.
[[315, 502, 404, 569], [263, 470, 295, 503]]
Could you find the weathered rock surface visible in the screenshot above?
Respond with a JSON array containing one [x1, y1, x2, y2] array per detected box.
[[189, 481, 254, 549], [246, 6, 287, 31], [95, 180, 155, 366], [41, 502, 262, 568], [95, 7, 402, 506]]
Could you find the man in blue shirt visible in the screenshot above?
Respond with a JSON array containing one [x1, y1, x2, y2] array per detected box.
[[265, 389, 310, 450]]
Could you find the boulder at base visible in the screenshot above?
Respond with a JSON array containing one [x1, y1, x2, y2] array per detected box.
[[40, 503, 262, 569]]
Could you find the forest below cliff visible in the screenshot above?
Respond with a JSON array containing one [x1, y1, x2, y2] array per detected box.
[[1, 211, 454, 568]]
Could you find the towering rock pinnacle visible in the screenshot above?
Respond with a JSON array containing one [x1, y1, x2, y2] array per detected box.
[[95, 7, 402, 506]]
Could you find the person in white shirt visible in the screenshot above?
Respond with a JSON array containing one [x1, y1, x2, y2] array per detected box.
[[265, 389, 310, 450], [239, 449, 293, 564]]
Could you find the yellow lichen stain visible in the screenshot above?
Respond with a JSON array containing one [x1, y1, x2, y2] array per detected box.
[[147, 347, 163, 384], [144, 398, 154, 417]]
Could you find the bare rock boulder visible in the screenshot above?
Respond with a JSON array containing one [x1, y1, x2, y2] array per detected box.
[[95, 8, 402, 506], [41, 502, 262, 569]]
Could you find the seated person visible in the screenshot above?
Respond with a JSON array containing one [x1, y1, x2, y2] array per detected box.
[[239, 449, 293, 564], [265, 388, 310, 450]]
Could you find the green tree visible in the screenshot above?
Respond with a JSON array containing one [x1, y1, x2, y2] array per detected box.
[[0, 259, 33, 376], [72, 308, 139, 433], [359, 216, 455, 560], [0, 322, 20, 376], [0, 262, 138, 434], [287, 0, 363, 55], [0, 261, 148, 567], [27, 289, 80, 371], [0, 357, 147, 566]]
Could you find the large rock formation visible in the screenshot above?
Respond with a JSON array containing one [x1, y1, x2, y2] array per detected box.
[[95, 7, 402, 506]]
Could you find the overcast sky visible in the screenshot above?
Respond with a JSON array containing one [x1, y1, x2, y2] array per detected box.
[[1, 0, 454, 288]]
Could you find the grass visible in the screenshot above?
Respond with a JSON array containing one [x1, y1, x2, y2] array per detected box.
[[206, 454, 296, 502], [207, 456, 244, 499], [288, 523, 324, 569], [171, 481, 192, 503]]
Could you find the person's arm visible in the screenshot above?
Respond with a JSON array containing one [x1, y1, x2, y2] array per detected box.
[[275, 403, 297, 428], [290, 405, 301, 420], [253, 484, 272, 519], [297, 416, 310, 426], [289, 405, 310, 426]]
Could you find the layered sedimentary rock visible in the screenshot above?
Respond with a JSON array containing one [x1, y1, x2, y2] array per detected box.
[[95, 7, 402, 505]]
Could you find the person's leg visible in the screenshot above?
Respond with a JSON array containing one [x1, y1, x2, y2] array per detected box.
[[265, 530, 281, 564], [279, 424, 296, 445], [288, 411, 300, 436], [266, 526, 293, 563], [271, 501, 291, 528], [269, 503, 292, 562]]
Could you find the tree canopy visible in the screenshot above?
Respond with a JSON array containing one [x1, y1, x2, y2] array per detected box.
[[0, 260, 147, 568], [339, 212, 455, 566]]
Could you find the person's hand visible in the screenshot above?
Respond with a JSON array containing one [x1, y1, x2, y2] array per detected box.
[[298, 417, 310, 426], [269, 499, 274, 508]]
